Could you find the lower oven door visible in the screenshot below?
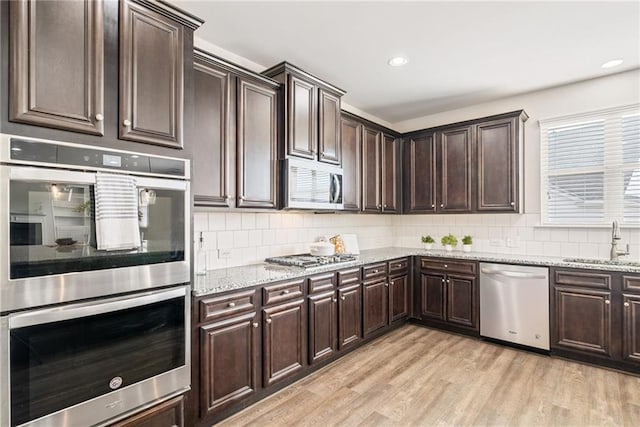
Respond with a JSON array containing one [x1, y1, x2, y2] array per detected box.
[[0, 285, 190, 427]]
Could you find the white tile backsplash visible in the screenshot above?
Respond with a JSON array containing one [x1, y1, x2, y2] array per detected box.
[[193, 210, 640, 269]]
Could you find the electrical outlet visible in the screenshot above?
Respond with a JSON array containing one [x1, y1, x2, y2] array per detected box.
[[218, 249, 231, 259], [489, 238, 504, 247]]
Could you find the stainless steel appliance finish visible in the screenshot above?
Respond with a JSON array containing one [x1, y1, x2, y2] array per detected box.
[[0, 285, 190, 427], [479, 263, 550, 350], [0, 134, 191, 313], [282, 157, 343, 210], [265, 253, 358, 268]]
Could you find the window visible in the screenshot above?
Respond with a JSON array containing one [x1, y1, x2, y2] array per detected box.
[[540, 104, 640, 226]]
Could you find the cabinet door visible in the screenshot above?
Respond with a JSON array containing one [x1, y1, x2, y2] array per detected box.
[[110, 395, 184, 427], [338, 284, 363, 350], [381, 134, 401, 213], [553, 287, 613, 357], [476, 117, 518, 211], [438, 126, 472, 212], [287, 75, 316, 159], [389, 274, 409, 322], [340, 116, 362, 211], [120, 0, 184, 147], [623, 294, 640, 363], [262, 299, 306, 387], [421, 273, 446, 321], [446, 274, 477, 329], [318, 89, 341, 165], [10, 0, 104, 135], [363, 279, 389, 336], [199, 313, 259, 416], [192, 58, 232, 207], [308, 291, 337, 365], [237, 77, 278, 209], [404, 134, 436, 213], [362, 127, 381, 212]]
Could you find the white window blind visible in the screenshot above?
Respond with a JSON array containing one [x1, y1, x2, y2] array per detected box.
[[540, 104, 640, 226]]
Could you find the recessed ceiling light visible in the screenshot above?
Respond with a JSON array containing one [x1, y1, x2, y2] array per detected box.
[[388, 56, 408, 67], [601, 59, 623, 69]]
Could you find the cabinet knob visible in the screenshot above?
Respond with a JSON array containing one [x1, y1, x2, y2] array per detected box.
[[383, 204, 387, 208], [227, 302, 236, 308], [340, 295, 346, 301], [123, 119, 131, 127], [239, 196, 245, 201], [321, 151, 325, 156], [441, 279, 445, 283], [384, 283, 389, 287], [624, 302, 630, 307], [605, 300, 610, 305], [446, 279, 450, 284], [266, 318, 272, 324], [332, 298, 337, 303], [440, 204, 444, 208], [377, 204, 381, 209], [431, 204, 435, 208], [510, 201, 515, 206], [282, 289, 290, 295], [95, 113, 104, 121], [372, 269, 378, 273], [444, 264, 448, 268], [390, 281, 394, 285], [252, 322, 259, 328]]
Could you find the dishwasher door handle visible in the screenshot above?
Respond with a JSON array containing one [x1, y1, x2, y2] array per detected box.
[[480, 268, 547, 280]]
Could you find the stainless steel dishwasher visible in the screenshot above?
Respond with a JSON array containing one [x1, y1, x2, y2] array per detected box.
[[479, 263, 550, 350]]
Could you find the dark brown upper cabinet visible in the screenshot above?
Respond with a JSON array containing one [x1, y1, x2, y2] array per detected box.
[[362, 125, 401, 213], [403, 110, 527, 214], [9, 0, 105, 135], [236, 76, 279, 209], [476, 113, 527, 212], [340, 114, 362, 211], [438, 125, 473, 213], [262, 62, 345, 165], [189, 49, 280, 210], [120, 0, 191, 148]]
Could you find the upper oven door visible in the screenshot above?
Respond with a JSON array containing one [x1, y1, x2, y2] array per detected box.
[[0, 166, 190, 313]]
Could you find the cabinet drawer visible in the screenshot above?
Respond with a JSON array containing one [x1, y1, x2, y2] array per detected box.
[[308, 272, 336, 294], [388, 258, 408, 275], [554, 270, 611, 290], [263, 278, 305, 306], [623, 276, 640, 293], [363, 263, 387, 280], [199, 290, 257, 323], [420, 258, 476, 275], [337, 267, 361, 287]]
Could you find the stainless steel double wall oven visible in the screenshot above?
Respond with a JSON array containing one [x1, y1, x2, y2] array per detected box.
[[0, 134, 191, 427]]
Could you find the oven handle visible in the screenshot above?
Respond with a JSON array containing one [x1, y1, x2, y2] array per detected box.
[[8, 286, 187, 329]]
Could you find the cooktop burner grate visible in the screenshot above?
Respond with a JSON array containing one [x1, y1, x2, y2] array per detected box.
[[264, 253, 358, 268]]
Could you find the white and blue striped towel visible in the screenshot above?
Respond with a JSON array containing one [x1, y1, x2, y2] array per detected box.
[[95, 172, 141, 251]]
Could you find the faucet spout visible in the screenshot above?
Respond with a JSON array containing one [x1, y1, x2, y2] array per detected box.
[[612, 220, 620, 240], [610, 220, 630, 261]]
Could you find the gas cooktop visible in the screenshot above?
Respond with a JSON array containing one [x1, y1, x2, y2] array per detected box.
[[264, 253, 359, 268]]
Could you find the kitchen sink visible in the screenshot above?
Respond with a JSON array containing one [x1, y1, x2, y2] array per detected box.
[[562, 257, 640, 267]]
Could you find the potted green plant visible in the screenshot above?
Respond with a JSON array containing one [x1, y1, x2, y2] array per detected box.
[[440, 234, 458, 252], [462, 235, 473, 252], [421, 235, 435, 250]]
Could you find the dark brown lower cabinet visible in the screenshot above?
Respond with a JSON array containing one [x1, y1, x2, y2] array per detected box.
[[111, 395, 184, 427], [623, 294, 640, 363], [199, 312, 259, 417], [338, 283, 363, 349], [553, 287, 612, 357], [308, 291, 337, 364], [363, 279, 389, 337], [447, 275, 476, 328], [389, 274, 409, 322], [262, 299, 306, 387], [421, 273, 446, 321]]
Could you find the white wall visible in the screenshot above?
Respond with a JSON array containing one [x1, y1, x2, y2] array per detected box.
[[192, 69, 640, 270]]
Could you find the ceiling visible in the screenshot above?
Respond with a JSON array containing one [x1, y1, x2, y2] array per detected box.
[[172, 1, 640, 125]]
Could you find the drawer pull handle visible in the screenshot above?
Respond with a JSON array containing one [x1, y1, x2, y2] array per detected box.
[[227, 302, 236, 308], [282, 290, 290, 295], [252, 322, 259, 328], [444, 264, 448, 268], [372, 269, 378, 273], [266, 318, 272, 324]]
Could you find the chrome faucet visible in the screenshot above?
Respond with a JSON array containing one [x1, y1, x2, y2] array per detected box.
[[610, 220, 630, 261]]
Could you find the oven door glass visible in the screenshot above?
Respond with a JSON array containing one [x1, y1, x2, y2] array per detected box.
[[8, 169, 186, 279], [9, 291, 186, 426]]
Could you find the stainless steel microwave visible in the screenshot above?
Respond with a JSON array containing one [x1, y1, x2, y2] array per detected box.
[[282, 158, 343, 210]]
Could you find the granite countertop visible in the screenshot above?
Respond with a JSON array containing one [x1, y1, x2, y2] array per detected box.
[[192, 247, 640, 297]]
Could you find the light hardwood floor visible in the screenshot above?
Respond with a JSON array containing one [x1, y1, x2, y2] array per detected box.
[[218, 324, 640, 426]]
